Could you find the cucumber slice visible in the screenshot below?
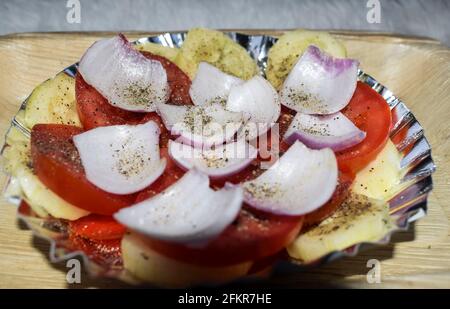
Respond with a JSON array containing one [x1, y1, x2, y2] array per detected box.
[[2, 127, 30, 174], [135, 42, 179, 63], [15, 163, 89, 220], [24, 72, 81, 129], [287, 193, 394, 263], [2, 127, 89, 220], [174, 28, 259, 80], [267, 30, 347, 89]]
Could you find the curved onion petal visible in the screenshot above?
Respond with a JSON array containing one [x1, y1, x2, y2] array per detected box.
[[156, 102, 245, 148], [73, 121, 166, 195], [241, 141, 338, 216], [114, 169, 243, 246], [226, 76, 281, 141], [78, 34, 169, 112], [284, 112, 366, 152], [280, 45, 359, 114], [168, 140, 257, 178], [189, 62, 244, 106]]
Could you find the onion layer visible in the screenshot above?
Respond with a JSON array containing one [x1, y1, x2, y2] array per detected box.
[[241, 141, 338, 216], [114, 169, 243, 246], [284, 112, 366, 152], [78, 34, 169, 112], [73, 121, 166, 195], [280, 45, 358, 114], [168, 139, 257, 178], [226, 76, 280, 141], [189, 62, 244, 106], [156, 102, 245, 148]]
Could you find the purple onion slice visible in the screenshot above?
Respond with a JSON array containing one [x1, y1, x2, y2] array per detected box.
[[280, 45, 359, 114], [241, 141, 338, 216], [114, 169, 243, 246], [78, 34, 169, 112], [189, 62, 244, 106], [283, 112, 366, 152], [156, 102, 245, 148], [168, 139, 257, 178], [226, 76, 281, 141], [73, 121, 167, 195]]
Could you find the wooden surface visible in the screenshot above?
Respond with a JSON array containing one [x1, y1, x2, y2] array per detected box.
[[0, 31, 449, 289]]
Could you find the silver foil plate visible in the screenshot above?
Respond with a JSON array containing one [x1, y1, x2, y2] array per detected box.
[[1, 31, 435, 285]]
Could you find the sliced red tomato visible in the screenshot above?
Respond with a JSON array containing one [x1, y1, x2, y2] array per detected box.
[[68, 214, 126, 240], [140, 51, 192, 106], [210, 162, 263, 190], [135, 147, 185, 202], [75, 52, 192, 130], [247, 252, 282, 275], [337, 82, 392, 174], [31, 124, 137, 215], [75, 74, 146, 130], [303, 171, 354, 227], [68, 233, 122, 267], [277, 105, 296, 153], [139, 208, 304, 267]]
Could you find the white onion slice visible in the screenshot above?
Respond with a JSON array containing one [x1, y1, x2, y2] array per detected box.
[[156, 102, 245, 148], [114, 169, 243, 245], [226, 76, 281, 141], [78, 34, 169, 112], [241, 141, 338, 216], [280, 45, 359, 114], [168, 140, 257, 178], [73, 121, 166, 195], [284, 112, 366, 152], [189, 62, 244, 106]]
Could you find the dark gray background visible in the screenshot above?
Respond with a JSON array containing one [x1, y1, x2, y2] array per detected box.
[[1, 0, 449, 45]]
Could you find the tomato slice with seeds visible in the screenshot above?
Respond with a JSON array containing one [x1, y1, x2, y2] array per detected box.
[[137, 208, 304, 267], [68, 214, 126, 240], [75, 52, 192, 130], [337, 82, 392, 174], [31, 124, 137, 215]]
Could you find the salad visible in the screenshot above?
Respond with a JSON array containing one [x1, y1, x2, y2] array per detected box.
[[2, 28, 404, 287]]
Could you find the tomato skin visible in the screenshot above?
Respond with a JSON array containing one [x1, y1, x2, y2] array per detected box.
[[337, 82, 392, 174], [68, 233, 122, 267], [247, 251, 286, 275], [140, 51, 192, 106], [303, 172, 354, 227], [140, 208, 304, 267], [68, 214, 126, 240], [135, 147, 185, 202], [31, 124, 137, 215], [75, 73, 147, 130]]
